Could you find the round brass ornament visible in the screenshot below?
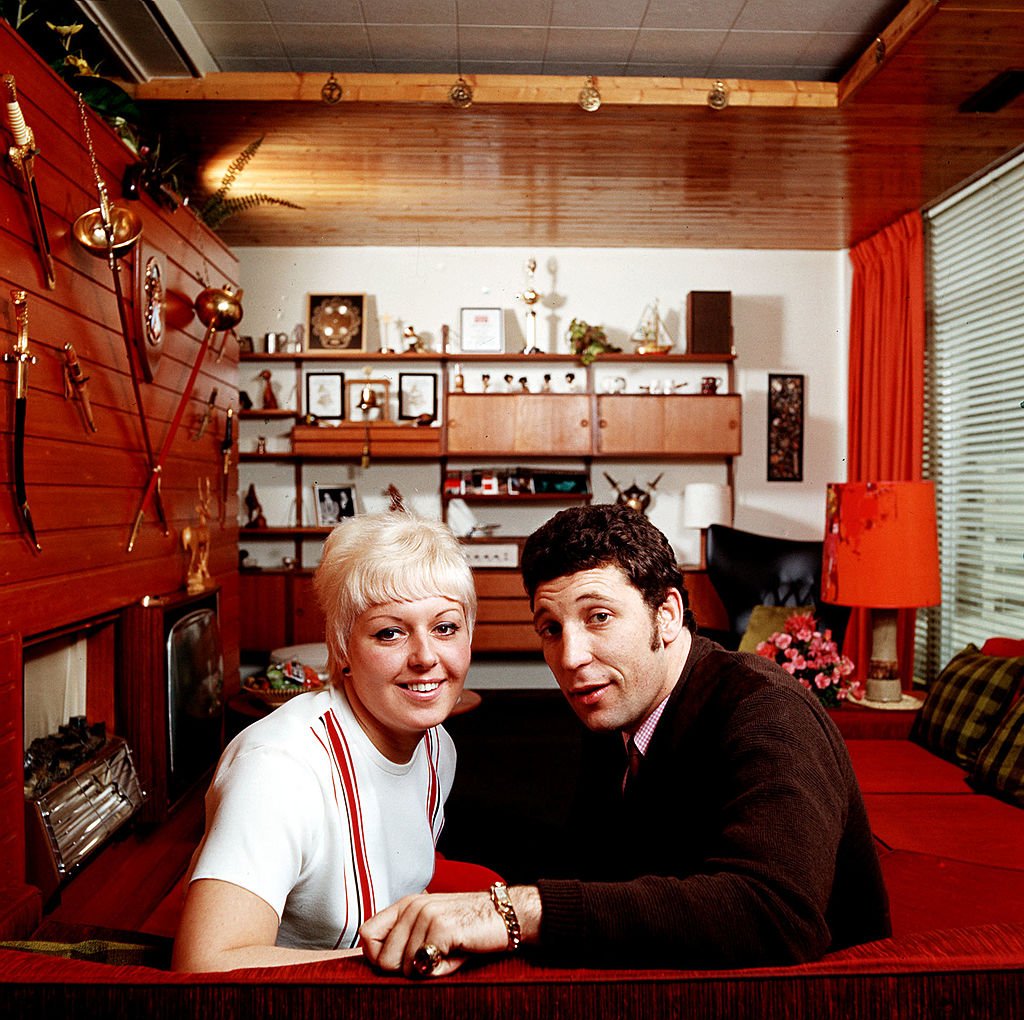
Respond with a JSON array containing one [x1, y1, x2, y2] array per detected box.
[[578, 77, 601, 112], [707, 80, 729, 111], [449, 77, 474, 109]]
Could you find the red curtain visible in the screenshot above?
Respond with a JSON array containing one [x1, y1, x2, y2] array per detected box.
[[845, 211, 927, 684]]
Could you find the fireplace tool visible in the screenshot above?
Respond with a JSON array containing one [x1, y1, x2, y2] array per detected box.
[[71, 95, 168, 539], [127, 283, 244, 551]]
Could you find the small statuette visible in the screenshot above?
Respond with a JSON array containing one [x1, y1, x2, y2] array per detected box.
[[452, 363, 465, 392], [503, 373, 515, 392], [518, 376, 529, 393], [481, 373, 491, 393], [564, 371, 580, 393], [542, 373, 552, 392], [256, 435, 267, 455]]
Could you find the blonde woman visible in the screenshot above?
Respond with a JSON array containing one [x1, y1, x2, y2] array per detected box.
[[173, 513, 476, 971]]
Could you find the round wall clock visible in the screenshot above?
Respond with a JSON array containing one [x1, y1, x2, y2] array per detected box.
[[135, 248, 165, 380]]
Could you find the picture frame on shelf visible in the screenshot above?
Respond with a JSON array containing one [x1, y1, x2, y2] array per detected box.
[[307, 294, 365, 352], [460, 307, 504, 354], [304, 371, 345, 420], [398, 372, 438, 421], [313, 483, 357, 526], [767, 373, 804, 482]]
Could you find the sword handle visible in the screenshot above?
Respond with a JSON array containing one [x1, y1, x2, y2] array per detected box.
[[3, 75, 31, 149]]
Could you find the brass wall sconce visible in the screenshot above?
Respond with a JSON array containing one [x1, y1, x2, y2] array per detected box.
[[578, 76, 601, 112], [449, 77, 474, 108], [707, 80, 728, 110]]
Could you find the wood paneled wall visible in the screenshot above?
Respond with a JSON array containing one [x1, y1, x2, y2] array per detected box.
[[0, 21, 240, 671]]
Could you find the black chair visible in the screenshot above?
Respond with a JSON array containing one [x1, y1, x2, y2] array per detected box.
[[703, 523, 851, 650]]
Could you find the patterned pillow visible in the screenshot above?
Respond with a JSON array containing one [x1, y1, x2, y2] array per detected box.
[[910, 644, 1024, 768], [968, 698, 1024, 805]]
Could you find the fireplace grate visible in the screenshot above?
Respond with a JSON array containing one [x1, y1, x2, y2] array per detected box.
[[27, 736, 145, 885]]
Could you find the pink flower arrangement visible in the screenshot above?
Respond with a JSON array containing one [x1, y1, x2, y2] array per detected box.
[[755, 612, 861, 707]]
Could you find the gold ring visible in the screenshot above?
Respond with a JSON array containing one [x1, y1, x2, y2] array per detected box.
[[412, 942, 443, 976]]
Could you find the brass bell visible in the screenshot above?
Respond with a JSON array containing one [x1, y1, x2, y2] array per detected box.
[[72, 203, 143, 260]]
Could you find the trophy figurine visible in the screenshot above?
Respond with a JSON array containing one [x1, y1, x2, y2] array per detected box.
[[517, 257, 543, 353]]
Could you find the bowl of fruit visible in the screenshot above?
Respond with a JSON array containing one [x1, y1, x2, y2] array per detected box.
[[243, 660, 326, 707]]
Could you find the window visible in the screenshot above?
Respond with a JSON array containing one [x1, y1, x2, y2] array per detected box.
[[919, 151, 1024, 677]]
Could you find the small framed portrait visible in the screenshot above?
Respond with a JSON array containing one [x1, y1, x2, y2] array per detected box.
[[460, 307, 504, 354], [398, 372, 438, 421], [313, 483, 356, 526], [304, 371, 345, 420], [307, 294, 365, 352]]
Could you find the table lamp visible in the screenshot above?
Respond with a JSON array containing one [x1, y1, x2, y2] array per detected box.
[[684, 483, 733, 569], [822, 481, 940, 702]]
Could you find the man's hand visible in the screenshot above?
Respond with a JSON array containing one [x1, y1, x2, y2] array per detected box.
[[359, 887, 540, 978]]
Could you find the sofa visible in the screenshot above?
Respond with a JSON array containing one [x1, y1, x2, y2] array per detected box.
[[2, 642, 1022, 1018]]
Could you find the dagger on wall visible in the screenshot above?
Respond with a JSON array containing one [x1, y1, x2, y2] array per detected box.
[[3, 75, 56, 290], [4, 289, 41, 551]]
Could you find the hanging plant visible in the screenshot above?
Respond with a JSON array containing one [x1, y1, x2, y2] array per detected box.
[[194, 136, 303, 229]]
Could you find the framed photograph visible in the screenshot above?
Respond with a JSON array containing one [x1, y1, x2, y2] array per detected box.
[[313, 484, 356, 526], [307, 294, 365, 352], [304, 371, 345, 420], [767, 373, 804, 482], [460, 307, 504, 354], [398, 372, 438, 421]]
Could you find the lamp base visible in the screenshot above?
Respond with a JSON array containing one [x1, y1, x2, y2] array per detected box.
[[864, 676, 904, 703]]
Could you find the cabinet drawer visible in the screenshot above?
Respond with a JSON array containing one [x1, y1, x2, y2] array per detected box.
[[291, 424, 442, 459]]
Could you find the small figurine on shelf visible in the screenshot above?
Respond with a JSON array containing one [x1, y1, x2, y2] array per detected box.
[[256, 436, 267, 455], [542, 373, 552, 392], [403, 324, 431, 353], [257, 370, 278, 410], [379, 313, 394, 354], [239, 390, 253, 410], [564, 371, 581, 393], [518, 377, 530, 393], [503, 373, 515, 392], [441, 323, 451, 353], [481, 373, 491, 393], [452, 363, 465, 393], [243, 483, 267, 529]]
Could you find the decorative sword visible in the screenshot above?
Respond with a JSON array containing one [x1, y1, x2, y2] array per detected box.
[[62, 342, 98, 433], [4, 290, 41, 550], [219, 407, 233, 524], [3, 75, 56, 290], [191, 387, 218, 440]]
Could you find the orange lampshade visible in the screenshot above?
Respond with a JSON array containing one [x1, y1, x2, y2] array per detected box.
[[822, 481, 941, 608]]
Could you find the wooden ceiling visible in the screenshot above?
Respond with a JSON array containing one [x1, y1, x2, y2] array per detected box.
[[137, 0, 1024, 250]]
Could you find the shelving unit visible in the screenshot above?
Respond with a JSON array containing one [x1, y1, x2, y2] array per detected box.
[[236, 347, 740, 655]]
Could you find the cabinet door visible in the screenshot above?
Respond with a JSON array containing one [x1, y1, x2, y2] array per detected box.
[[448, 394, 591, 456], [661, 395, 742, 455], [447, 395, 518, 454], [596, 396, 664, 455], [239, 572, 288, 652], [291, 574, 327, 645]]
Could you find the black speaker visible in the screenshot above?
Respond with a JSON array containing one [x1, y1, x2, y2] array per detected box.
[[687, 291, 733, 354]]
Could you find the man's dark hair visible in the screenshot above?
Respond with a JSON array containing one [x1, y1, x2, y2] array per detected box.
[[521, 504, 696, 632]]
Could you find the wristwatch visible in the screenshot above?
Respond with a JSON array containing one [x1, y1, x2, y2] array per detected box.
[[489, 881, 521, 952]]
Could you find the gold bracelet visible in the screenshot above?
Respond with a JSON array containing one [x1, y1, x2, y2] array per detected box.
[[489, 881, 521, 952]]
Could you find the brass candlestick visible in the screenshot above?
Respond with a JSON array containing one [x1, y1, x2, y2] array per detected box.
[[517, 257, 542, 352]]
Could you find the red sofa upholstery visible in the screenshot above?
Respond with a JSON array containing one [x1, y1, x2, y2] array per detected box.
[[3, 645, 1023, 1017]]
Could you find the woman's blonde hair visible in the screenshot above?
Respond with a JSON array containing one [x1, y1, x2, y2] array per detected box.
[[313, 512, 476, 684]]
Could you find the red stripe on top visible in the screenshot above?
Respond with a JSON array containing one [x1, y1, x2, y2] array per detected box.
[[323, 709, 375, 921], [424, 728, 441, 836], [311, 723, 351, 946]]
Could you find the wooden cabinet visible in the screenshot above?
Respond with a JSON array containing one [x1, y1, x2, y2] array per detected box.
[[596, 395, 742, 456], [448, 394, 591, 456]]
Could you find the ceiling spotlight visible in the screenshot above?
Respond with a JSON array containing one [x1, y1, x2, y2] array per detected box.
[[707, 80, 728, 110], [449, 76, 474, 109], [321, 72, 342, 105], [578, 76, 601, 112]]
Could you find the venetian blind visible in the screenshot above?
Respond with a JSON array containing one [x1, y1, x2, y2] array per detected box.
[[918, 151, 1024, 678]]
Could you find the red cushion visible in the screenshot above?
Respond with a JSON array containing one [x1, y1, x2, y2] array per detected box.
[[980, 637, 1024, 658], [427, 856, 504, 894], [865, 792, 1024, 871], [847, 740, 970, 794], [881, 849, 1024, 938]]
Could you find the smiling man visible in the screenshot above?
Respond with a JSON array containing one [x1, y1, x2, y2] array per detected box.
[[360, 504, 890, 976]]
